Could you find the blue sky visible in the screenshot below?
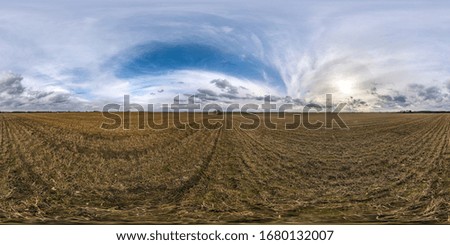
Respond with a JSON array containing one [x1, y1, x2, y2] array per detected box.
[[1, 0, 450, 111]]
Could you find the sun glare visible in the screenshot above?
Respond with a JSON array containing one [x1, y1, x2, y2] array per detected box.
[[336, 79, 354, 95]]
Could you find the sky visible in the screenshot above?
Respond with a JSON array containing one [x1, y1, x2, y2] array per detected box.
[[1, 0, 450, 111]]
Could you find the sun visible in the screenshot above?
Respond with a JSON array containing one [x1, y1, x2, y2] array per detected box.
[[336, 79, 355, 95]]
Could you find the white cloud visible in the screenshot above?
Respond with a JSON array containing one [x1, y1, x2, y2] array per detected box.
[[0, 72, 90, 111], [1, 1, 450, 111]]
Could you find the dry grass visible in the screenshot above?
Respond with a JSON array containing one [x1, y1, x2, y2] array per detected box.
[[0, 112, 448, 223]]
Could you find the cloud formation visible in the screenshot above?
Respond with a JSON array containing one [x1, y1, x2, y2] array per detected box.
[[0, 72, 89, 111], [0, 73, 25, 95], [0, 1, 449, 111], [211, 79, 239, 95]]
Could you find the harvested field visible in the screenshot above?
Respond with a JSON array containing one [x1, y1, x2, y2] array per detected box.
[[0, 113, 449, 223]]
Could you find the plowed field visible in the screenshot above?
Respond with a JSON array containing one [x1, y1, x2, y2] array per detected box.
[[0, 113, 448, 223]]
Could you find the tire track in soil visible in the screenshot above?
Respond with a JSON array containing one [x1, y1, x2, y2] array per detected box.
[[9, 117, 88, 179], [205, 115, 448, 223], [346, 115, 444, 185], [229, 120, 319, 221], [444, 116, 450, 223], [0, 116, 8, 167], [5, 117, 50, 197], [278, 115, 448, 223], [355, 115, 449, 222], [170, 127, 223, 203], [398, 115, 450, 222], [8, 115, 224, 219], [0, 116, 51, 222], [0, 116, 4, 156], [0, 116, 17, 220], [0, 116, 14, 200], [15, 117, 203, 161], [227, 120, 288, 192], [265, 114, 438, 159], [2, 113, 448, 224], [356, 116, 445, 196], [229, 126, 283, 219]]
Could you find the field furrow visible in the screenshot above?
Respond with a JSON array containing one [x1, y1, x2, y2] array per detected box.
[[0, 113, 448, 223]]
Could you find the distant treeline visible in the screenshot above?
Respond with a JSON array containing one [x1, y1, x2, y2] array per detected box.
[[399, 110, 450, 113]]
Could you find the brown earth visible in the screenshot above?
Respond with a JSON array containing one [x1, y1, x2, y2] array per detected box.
[[0, 112, 448, 223]]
